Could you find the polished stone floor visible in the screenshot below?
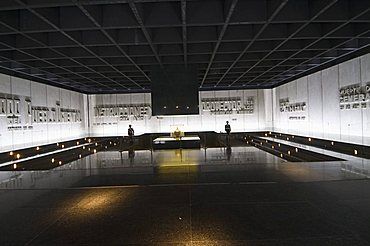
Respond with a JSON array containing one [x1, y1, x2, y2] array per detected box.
[[1, 146, 370, 245]]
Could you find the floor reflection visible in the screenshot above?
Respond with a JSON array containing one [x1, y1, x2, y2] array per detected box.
[[0, 146, 370, 189]]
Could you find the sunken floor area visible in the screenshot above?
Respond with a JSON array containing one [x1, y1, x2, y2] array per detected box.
[[1, 133, 370, 245]]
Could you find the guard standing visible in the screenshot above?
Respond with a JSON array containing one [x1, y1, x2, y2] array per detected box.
[[128, 124, 134, 144], [225, 121, 231, 143]]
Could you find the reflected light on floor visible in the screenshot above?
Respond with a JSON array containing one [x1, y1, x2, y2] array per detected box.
[[156, 149, 199, 182], [78, 192, 117, 210], [279, 163, 324, 181], [71, 190, 133, 217]]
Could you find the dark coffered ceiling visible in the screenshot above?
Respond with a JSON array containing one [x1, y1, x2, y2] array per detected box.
[[0, 0, 370, 94]]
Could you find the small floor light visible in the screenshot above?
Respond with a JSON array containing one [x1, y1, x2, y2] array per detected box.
[[9, 151, 13, 156], [57, 143, 59, 146], [52, 158, 55, 163], [308, 138, 312, 142], [59, 161, 62, 165], [354, 149, 358, 155], [36, 146, 40, 151], [280, 153, 283, 158], [295, 148, 298, 152], [287, 137, 289, 140], [331, 142, 334, 146], [95, 143, 98, 146], [61, 144, 64, 148], [16, 153, 20, 159], [278, 143, 281, 147], [13, 164, 17, 169], [288, 151, 291, 155], [77, 141, 79, 145], [79, 154, 82, 158], [272, 146, 274, 149], [94, 149, 97, 153]]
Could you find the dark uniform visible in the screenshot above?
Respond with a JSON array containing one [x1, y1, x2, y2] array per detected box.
[[128, 125, 134, 144], [225, 121, 231, 135], [225, 121, 231, 144]]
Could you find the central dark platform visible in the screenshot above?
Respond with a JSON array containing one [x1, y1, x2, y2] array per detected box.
[[152, 136, 201, 150]]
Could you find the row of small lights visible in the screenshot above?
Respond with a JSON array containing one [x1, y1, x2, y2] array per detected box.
[[48, 140, 120, 167], [163, 106, 191, 109], [10, 138, 102, 170], [246, 137, 299, 157], [261, 132, 360, 156]]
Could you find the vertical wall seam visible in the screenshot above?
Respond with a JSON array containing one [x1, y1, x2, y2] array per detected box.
[[337, 65, 341, 141]]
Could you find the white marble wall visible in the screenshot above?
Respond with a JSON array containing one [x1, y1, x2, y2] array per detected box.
[[3, 52, 369, 149], [89, 89, 273, 136], [273, 53, 370, 145], [0, 74, 87, 151]]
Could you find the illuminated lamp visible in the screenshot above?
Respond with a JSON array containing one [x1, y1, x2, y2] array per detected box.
[[94, 149, 97, 153], [295, 148, 298, 152], [9, 151, 13, 156], [308, 138, 312, 142], [331, 142, 334, 146], [51, 158, 55, 163], [280, 153, 283, 158], [36, 146, 40, 151], [354, 149, 358, 155], [79, 154, 82, 158], [58, 161, 62, 165], [272, 146, 274, 149], [288, 151, 291, 155], [16, 153, 20, 159], [13, 164, 17, 169]]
